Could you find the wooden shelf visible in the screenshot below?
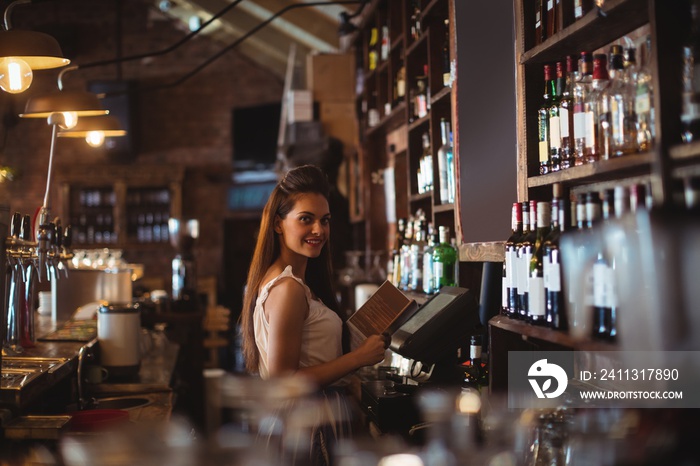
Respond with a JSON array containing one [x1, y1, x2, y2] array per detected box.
[[430, 86, 451, 106], [408, 113, 430, 132], [433, 202, 454, 213], [489, 315, 617, 351], [670, 141, 700, 161], [406, 30, 428, 56], [527, 153, 653, 188], [520, 0, 649, 65], [459, 241, 505, 262], [409, 191, 433, 202]]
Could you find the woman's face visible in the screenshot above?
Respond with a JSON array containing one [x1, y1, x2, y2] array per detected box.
[[275, 193, 330, 260]]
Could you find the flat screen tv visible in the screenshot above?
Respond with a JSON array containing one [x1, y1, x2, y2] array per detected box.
[[232, 102, 281, 171]]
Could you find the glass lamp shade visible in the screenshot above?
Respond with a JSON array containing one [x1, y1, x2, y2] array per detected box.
[[19, 90, 108, 119], [0, 29, 70, 70], [57, 115, 126, 138]]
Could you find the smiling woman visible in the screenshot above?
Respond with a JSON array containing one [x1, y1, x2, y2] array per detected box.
[[238, 164, 389, 466]]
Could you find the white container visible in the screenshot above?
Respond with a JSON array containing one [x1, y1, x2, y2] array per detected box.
[[97, 302, 142, 377], [52, 269, 132, 322]]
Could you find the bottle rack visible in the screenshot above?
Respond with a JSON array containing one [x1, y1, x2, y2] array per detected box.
[[485, 0, 700, 383], [56, 164, 184, 249], [351, 0, 457, 257]]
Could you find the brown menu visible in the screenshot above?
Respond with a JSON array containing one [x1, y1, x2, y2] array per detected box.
[[346, 280, 418, 351]]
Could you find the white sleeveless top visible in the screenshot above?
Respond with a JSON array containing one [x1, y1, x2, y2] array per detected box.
[[253, 265, 343, 380]]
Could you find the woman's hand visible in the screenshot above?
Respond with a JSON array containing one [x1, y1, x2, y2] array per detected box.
[[353, 333, 390, 368]]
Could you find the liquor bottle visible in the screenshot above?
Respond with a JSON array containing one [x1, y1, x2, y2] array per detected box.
[[545, 184, 567, 329], [432, 225, 457, 290], [442, 19, 451, 87], [549, 61, 565, 172], [684, 176, 700, 210], [437, 119, 453, 204], [635, 36, 655, 152], [447, 131, 455, 204], [574, 0, 594, 20], [423, 229, 438, 295], [392, 218, 406, 286], [409, 219, 427, 291], [414, 73, 429, 120], [400, 216, 414, 290], [535, 0, 545, 45], [591, 190, 616, 341], [419, 132, 433, 194], [368, 27, 379, 71], [538, 64, 555, 175], [528, 201, 551, 325], [380, 25, 390, 62], [517, 201, 537, 319], [573, 51, 593, 166], [584, 54, 610, 164], [681, 0, 700, 143], [545, 0, 557, 41], [607, 45, 638, 158], [410, 0, 421, 41], [559, 56, 577, 169], [515, 201, 530, 318], [395, 64, 406, 106], [462, 334, 489, 390], [504, 202, 523, 317]]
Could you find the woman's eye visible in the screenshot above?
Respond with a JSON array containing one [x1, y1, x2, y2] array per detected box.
[[321, 218, 330, 226]]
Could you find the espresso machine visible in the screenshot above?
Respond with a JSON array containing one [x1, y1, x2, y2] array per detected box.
[[167, 218, 199, 310]]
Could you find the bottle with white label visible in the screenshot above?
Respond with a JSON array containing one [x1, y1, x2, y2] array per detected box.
[[529, 201, 551, 325]]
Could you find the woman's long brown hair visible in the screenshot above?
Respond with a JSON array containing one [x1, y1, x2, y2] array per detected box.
[[239, 165, 341, 373]]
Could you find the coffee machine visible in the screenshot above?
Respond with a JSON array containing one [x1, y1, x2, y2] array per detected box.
[[168, 218, 199, 310]]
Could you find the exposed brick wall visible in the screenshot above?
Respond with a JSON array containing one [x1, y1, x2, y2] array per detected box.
[[0, 0, 284, 300]]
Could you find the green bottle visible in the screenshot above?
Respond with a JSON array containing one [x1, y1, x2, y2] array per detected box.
[[432, 226, 457, 290]]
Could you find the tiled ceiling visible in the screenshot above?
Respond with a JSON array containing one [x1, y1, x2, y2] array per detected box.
[[152, 0, 359, 78]]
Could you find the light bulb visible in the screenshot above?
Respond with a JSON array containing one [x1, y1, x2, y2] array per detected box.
[[85, 131, 105, 147], [60, 112, 78, 129], [0, 57, 33, 94]]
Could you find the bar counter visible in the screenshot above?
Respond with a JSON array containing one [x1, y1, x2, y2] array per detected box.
[[1, 313, 179, 434]]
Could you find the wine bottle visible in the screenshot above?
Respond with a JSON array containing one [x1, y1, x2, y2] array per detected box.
[[437, 119, 454, 204], [409, 218, 427, 292], [559, 56, 577, 170], [573, 51, 593, 166], [528, 201, 551, 325], [574, 0, 594, 20], [545, 185, 567, 330], [545, 0, 557, 41], [515, 201, 530, 318], [423, 229, 438, 295], [419, 132, 432, 194], [400, 216, 414, 290], [392, 218, 406, 286], [635, 36, 655, 152], [368, 27, 379, 71], [442, 19, 451, 88], [518, 201, 537, 319], [504, 202, 523, 317], [549, 61, 565, 172], [538, 64, 555, 175], [410, 0, 421, 41], [535, 0, 545, 45], [432, 226, 457, 290], [584, 54, 610, 164], [603, 45, 637, 158], [462, 334, 489, 390]]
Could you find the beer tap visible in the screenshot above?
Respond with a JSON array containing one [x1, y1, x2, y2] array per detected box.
[[19, 215, 36, 348], [4, 213, 25, 354]]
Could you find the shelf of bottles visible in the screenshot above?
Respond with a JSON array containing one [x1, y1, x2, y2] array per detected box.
[[352, 0, 460, 270], [70, 187, 117, 245], [501, 0, 700, 352], [125, 187, 171, 244]]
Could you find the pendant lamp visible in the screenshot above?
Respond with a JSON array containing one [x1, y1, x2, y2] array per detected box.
[[57, 115, 126, 147]]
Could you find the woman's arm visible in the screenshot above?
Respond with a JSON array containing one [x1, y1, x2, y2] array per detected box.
[[265, 278, 388, 387]]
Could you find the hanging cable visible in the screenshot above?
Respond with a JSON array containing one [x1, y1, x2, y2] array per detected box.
[[75, 0, 245, 70], [129, 0, 363, 94]]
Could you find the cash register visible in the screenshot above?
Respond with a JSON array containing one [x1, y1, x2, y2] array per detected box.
[[360, 286, 481, 440]]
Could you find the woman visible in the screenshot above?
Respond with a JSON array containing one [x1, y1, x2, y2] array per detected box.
[[240, 165, 388, 464]]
